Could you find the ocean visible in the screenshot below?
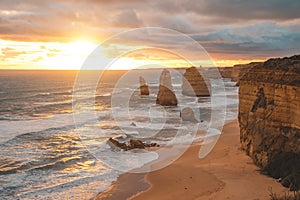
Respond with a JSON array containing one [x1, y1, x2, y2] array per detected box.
[[0, 69, 238, 199]]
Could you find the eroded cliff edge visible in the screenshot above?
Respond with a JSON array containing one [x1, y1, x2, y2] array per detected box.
[[238, 55, 300, 189], [239, 55, 300, 166]]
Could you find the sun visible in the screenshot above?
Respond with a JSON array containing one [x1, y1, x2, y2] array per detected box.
[[37, 40, 99, 70], [66, 40, 98, 55]]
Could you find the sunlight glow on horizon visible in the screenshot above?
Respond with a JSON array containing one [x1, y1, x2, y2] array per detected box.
[[0, 38, 264, 70]]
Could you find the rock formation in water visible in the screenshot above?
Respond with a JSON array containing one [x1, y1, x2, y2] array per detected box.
[[239, 55, 300, 189], [139, 76, 149, 96], [180, 107, 197, 122], [182, 66, 210, 97], [107, 138, 159, 151], [232, 62, 262, 85], [156, 69, 178, 106]]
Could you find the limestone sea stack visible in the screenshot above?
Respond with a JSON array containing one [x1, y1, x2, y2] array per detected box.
[[239, 55, 300, 189], [156, 69, 178, 106], [139, 76, 149, 96], [180, 107, 197, 122], [182, 66, 210, 97]]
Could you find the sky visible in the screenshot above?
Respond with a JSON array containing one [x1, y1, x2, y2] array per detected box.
[[0, 0, 299, 69]]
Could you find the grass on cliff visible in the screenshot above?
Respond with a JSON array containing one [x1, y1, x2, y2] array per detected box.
[[262, 152, 300, 191], [269, 190, 300, 200]]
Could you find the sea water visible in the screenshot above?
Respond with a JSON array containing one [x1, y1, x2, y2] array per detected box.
[[0, 69, 238, 199]]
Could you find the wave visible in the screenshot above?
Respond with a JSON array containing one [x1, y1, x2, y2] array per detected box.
[[0, 111, 99, 143], [0, 115, 38, 121], [33, 100, 74, 106], [0, 90, 71, 102]]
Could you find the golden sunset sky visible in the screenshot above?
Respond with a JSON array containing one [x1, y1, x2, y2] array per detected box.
[[0, 0, 299, 69]]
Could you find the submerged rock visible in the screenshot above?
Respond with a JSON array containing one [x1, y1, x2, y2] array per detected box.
[[139, 76, 149, 96], [182, 66, 210, 97], [156, 69, 178, 106], [107, 138, 159, 151]]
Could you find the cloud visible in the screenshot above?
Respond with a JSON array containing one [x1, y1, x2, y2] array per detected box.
[[191, 22, 300, 59], [142, 14, 199, 33], [1, 47, 27, 60], [111, 10, 143, 28], [175, 0, 300, 21], [31, 56, 44, 62], [0, 0, 299, 64]]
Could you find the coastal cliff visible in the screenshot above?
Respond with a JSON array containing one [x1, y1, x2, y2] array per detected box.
[[218, 67, 233, 79], [239, 55, 300, 166], [232, 62, 262, 85], [238, 55, 300, 189]]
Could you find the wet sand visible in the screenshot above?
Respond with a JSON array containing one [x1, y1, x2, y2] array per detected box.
[[95, 120, 287, 200]]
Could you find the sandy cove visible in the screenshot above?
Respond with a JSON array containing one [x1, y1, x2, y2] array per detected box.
[[95, 120, 287, 200]]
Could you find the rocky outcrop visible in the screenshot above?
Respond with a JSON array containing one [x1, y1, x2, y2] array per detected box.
[[156, 69, 178, 106], [232, 62, 262, 85], [107, 138, 159, 151], [203, 67, 232, 79], [139, 76, 149, 96], [239, 55, 300, 189], [182, 66, 210, 97], [218, 67, 233, 79], [239, 56, 300, 165], [180, 107, 197, 122]]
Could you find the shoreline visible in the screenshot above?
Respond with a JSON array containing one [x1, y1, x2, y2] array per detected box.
[[95, 120, 287, 200], [94, 173, 149, 200]]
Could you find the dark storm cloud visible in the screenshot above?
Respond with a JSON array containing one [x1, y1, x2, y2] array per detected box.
[[156, 0, 300, 21]]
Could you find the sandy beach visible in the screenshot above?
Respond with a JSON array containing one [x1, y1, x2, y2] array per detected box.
[[96, 120, 288, 200]]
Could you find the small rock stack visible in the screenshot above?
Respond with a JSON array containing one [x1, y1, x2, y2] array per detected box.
[[139, 76, 149, 96]]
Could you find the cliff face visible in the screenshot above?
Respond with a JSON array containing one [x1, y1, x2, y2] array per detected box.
[[239, 55, 300, 168], [204, 67, 233, 79], [218, 67, 233, 79], [232, 62, 262, 85], [182, 67, 210, 97]]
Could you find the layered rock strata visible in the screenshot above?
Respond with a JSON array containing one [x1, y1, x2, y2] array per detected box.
[[239, 55, 300, 189], [182, 66, 210, 97], [232, 62, 262, 85], [156, 69, 178, 106], [139, 76, 149, 96]]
